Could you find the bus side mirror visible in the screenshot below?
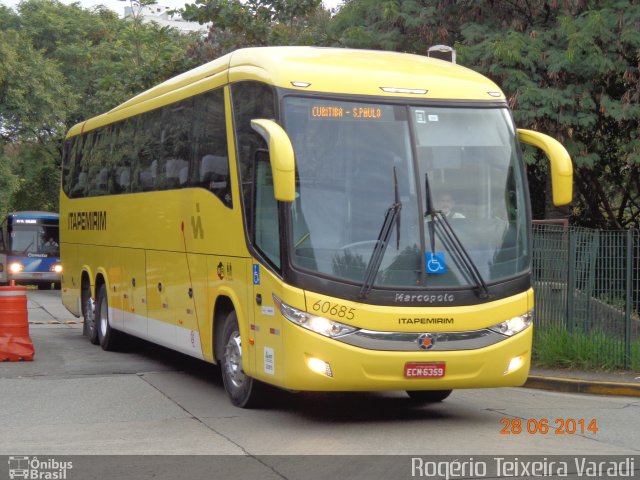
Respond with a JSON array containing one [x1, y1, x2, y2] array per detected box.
[[517, 129, 573, 206], [251, 119, 296, 202]]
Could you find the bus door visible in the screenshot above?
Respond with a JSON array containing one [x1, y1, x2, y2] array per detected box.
[[250, 151, 284, 381]]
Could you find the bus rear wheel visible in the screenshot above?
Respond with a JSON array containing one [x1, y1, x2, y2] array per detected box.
[[406, 390, 452, 403], [96, 284, 123, 351], [220, 312, 264, 408]]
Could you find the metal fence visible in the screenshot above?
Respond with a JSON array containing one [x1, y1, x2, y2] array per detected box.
[[532, 224, 640, 370]]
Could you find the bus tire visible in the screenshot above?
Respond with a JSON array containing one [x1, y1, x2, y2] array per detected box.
[[96, 283, 123, 351], [82, 284, 99, 345], [406, 389, 452, 403], [220, 311, 264, 408]]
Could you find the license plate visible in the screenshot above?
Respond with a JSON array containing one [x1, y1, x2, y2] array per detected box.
[[404, 362, 446, 378]]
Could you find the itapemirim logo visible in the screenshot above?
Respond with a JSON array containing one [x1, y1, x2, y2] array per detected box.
[[7, 456, 73, 480]]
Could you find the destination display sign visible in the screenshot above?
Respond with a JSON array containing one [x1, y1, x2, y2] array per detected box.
[[309, 103, 393, 121]]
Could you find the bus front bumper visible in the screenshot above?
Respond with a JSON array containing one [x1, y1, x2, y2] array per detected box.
[[266, 321, 532, 392], [8, 272, 61, 284]]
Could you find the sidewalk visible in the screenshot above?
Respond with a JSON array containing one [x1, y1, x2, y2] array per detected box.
[[526, 366, 640, 397]]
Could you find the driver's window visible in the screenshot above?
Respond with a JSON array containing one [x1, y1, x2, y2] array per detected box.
[[254, 151, 280, 268]]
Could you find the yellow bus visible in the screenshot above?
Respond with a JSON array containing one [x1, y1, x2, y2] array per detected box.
[[60, 47, 572, 407]]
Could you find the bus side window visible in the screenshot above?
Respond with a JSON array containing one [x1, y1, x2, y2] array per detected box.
[[137, 109, 162, 191], [160, 97, 193, 192], [231, 81, 276, 256], [254, 150, 280, 268], [200, 154, 230, 205], [192, 88, 231, 206]]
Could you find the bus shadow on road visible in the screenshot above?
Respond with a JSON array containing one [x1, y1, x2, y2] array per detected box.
[[263, 389, 458, 422], [108, 335, 460, 422]]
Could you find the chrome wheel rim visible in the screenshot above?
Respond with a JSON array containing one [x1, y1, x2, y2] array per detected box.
[[223, 330, 245, 389], [85, 296, 96, 333], [99, 295, 108, 337]]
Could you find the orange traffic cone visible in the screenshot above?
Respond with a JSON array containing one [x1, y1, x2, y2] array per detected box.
[[0, 286, 34, 361]]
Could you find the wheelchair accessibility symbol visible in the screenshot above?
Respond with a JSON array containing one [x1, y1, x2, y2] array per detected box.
[[426, 252, 447, 274]]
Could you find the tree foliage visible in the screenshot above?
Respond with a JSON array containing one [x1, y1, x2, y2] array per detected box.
[[0, 0, 201, 216], [458, 1, 640, 228], [1, 0, 639, 229], [181, 0, 330, 60], [328, 0, 460, 52]]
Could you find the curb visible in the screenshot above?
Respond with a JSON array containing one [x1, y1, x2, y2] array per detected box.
[[524, 375, 640, 397], [28, 320, 80, 325]]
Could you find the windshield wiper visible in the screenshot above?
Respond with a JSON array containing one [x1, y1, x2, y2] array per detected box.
[[358, 167, 402, 299], [21, 241, 34, 255], [424, 173, 490, 299]]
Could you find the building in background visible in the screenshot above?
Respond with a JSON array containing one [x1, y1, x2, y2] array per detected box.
[[124, 2, 209, 34]]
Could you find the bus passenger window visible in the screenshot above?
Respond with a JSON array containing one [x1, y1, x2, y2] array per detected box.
[[192, 88, 230, 206], [116, 167, 131, 192], [165, 158, 189, 187], [72, 172, 88, 197], [139, 160, 158, 191], [200, 154, 231, 206]]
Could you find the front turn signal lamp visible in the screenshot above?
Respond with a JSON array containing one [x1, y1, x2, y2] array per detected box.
[[9, 262, 24, 274], [272, 294, 358, 338], [489, 311, 533, 337]]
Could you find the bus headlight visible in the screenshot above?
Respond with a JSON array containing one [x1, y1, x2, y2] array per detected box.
[[50, 264, 63, 273], [489, 311, 533, 336], [273, 294, 358, 338], [9, 262, 23, 274]]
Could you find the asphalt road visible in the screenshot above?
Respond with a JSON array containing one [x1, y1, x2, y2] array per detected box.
[[0, 290, 638, 477]]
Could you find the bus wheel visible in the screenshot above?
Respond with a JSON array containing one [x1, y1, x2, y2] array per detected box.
[[96, 284, 123, 351], [82, 285, 99, 345], [406, 390, 452, 403], [220, 312, 263, 408]]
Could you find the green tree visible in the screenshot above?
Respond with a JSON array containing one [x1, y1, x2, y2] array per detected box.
[[15, 0, 200, 122], [459, 1, 640, 228], [328, 0, 458, 52], [10, 143, 60, 212], [0, 151, 18, 216], [0, 0, 202, 214], [0, 27, 73, 143], [181, 0, 329, 60]]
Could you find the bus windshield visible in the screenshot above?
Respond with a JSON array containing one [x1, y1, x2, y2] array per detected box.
[[283, 96, 529, 289], [9, 223, 60, 257]]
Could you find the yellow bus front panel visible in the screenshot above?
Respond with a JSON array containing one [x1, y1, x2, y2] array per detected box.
[[272, 320, 531, 391], [248, 286, 533, 391]]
